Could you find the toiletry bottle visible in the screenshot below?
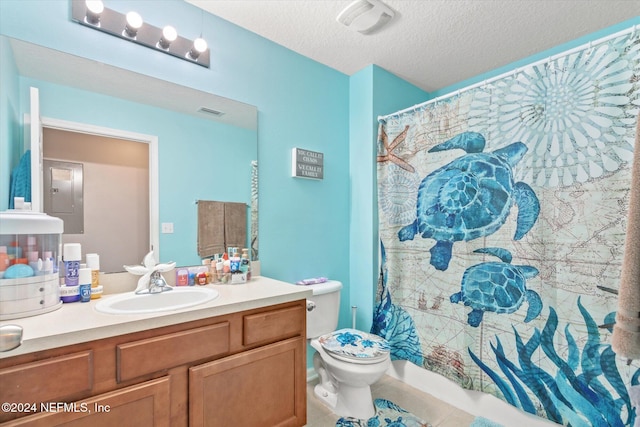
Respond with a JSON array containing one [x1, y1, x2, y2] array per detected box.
[[196, 267, 208, 285], [0, 246, 9, 274], [25, 236, 37, 253], [208, 257, 217, 283], [41, 257, 54, 275], [78, 268, 92, 303], [63, 243, 82, 287], [176, 269, 189, 286], [230, 256, 240, 273], [86, 253, 101, 299], [27, 251, 39, 272], [241, 248, 251, 280], [7, 241, 21, 264], [216, 257, 224, 281]]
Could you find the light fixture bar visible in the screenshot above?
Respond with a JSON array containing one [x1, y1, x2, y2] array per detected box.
[[71, 0, 210, 68]]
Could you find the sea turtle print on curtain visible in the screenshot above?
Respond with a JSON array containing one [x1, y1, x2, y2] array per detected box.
[[397, 132, 540, 271], [450, 247, 542, 327], [374, 28, 640, 425]]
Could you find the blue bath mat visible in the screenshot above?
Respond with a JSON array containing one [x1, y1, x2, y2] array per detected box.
[[470, 416, 504, 427], [336, 398, 431, 426]]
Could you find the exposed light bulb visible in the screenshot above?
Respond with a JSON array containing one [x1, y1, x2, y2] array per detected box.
[[85, 0, 104, 25], [124, 11, 143, 38], [158, 25, 177, 49], [194, 37, 208, 53], [188, 37, 208, 60]]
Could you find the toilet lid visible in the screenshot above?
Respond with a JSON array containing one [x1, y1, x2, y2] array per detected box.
[[318, 328, 390, 362]]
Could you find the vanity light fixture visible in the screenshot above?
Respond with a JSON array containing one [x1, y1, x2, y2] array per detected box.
[[84, 0, 104, 25], [124, 11, 144, 39], [158, 25, 178, 50], [188, 37, 208, 60], [71, 0, 210, 68], [124, 11, 143, 38]]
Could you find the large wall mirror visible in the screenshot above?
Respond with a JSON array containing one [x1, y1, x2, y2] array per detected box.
[[5, 37, 258, 273]]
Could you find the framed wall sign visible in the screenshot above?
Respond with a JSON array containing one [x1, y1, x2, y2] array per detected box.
[[291, 147, 324, 180]]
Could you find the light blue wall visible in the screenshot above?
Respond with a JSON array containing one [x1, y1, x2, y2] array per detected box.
[[0, 36, 21, 212], [0, 1, 351, 295], [348, 65, 428, 332]]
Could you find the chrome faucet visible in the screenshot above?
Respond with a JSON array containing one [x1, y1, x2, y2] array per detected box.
[[147, 271, 171, 294], [125, 251, 176, 295]]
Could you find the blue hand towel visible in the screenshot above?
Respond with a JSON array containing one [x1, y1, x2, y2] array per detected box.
[[9, 150, 31, 208]]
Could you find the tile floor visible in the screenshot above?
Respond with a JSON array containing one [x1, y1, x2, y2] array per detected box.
[[306, 375, 476, 427]]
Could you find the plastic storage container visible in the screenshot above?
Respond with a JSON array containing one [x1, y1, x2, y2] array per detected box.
[[0, 210, 64, 320]]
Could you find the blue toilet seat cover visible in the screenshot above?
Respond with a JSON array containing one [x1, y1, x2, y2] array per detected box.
[[318, 328, 390, 360]]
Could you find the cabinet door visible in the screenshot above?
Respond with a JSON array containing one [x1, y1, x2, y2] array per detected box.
[[2, 376, 170, 427], [189, 337, 306, 427]]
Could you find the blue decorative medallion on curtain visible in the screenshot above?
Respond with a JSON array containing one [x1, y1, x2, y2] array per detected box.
[[374, 28, 640, 426]]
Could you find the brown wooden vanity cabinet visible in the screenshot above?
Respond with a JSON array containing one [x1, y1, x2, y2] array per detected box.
[[0, 300, 307, 427]]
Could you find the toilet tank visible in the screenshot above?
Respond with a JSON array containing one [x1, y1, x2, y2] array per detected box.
[[306, 280, 342, 339]]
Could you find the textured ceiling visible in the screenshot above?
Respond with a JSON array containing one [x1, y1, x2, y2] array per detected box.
[[187, 0, 640, 92]]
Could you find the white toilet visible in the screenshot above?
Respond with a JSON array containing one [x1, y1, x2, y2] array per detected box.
[[306, 280, 391, 420]]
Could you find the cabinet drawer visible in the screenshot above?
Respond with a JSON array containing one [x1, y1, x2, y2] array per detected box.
[[1, 376, 171, 427], [117, 322, 230, 382], [0, 350, 93, 405], [243, 304, 304, 347]]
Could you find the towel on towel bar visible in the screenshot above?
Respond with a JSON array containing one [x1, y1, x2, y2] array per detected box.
[[197, 200, 225, 257], [9, 150, 31, 209], [223, 202, 247, 250], [197, 200, 247, 258]]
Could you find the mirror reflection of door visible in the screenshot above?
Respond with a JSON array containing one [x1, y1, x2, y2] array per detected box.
[[42, 128, 149, 273]]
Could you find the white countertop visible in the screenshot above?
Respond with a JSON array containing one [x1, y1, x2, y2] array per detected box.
[[0, 276, 312, 358]]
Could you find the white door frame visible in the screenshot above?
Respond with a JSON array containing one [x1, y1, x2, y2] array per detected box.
[[40, 116, 160, 262]]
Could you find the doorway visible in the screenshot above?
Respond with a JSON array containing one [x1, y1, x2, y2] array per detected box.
[[42, 127, 153, 273]]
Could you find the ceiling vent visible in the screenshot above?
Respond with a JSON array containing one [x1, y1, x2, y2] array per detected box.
[[198, 107, 225, 117], [336, 0, 395, 35]]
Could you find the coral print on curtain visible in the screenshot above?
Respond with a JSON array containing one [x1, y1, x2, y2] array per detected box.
[[374, 28, 640, 426]]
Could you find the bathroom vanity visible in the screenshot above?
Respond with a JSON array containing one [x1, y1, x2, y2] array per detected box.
[[0, 277, 311, 426]]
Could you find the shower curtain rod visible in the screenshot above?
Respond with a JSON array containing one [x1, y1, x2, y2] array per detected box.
[[378, 24, 638, 122]]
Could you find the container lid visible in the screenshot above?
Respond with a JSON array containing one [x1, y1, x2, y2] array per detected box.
[[307, 280, 342, 295], [79, 267, 92, 284], [63, 243, 82, 261], [86, 253, 100, 269], [0, 211, 63, 235], [318, 328, 390, 361]]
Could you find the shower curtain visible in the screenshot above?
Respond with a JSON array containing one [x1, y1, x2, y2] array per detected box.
[[373, 28, 640, 426]]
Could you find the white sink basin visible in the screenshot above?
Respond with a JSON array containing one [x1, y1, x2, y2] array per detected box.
[[95, 287, 219, 315]]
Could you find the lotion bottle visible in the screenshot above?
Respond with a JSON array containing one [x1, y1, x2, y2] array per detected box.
[[86, 253, 101, 299]]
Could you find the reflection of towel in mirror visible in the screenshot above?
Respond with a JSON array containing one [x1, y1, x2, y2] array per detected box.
[[9, 150, 31, 208], [197, 200, 247, 258], [612, 114, 640, 361], [197, 201, 225, 257], [224, 202, 247, 250]]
